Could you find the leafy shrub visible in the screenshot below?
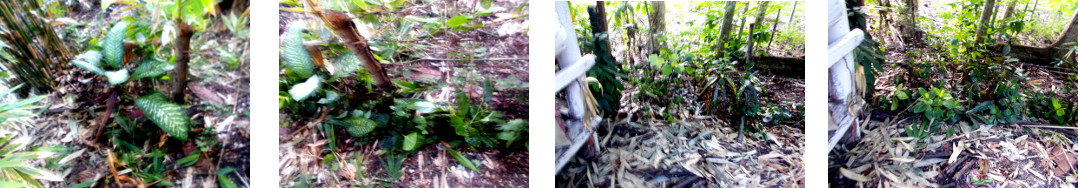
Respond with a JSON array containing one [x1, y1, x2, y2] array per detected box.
[[71, 21, 189, 141], [279, 20, 527, 153]]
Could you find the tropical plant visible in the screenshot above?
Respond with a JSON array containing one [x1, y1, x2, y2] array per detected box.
[[71, 21, 189, 141]]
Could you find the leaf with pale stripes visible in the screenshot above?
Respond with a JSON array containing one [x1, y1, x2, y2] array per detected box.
[[135, 93, 189, 141], [344, 117, 376, 137], [333, 52, 360, 76], [104, 70, 128, 85], [130, 59, 174, 79], [72, 50, 105, 75], [102, 21, 127, 68], [282, 23, 313, 78]]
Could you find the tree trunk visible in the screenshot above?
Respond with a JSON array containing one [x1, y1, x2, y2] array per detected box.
[[171, 21, 194, 102], [737, 2, 749, 40], [974, 0, 998, 45], [746, 1, 768, 59], [1002, 0, 1017, 20], [590, 2, 608, 34], [320, 10, 394, 90], [647, 1, 665, 53], [901, 0, 918, 41], [1050, 9, 1078, 47], [717, 1, 736, 56], [991, 10, 1078, 65], [784, 2, 798, 38], [766, 3, 787, 51]]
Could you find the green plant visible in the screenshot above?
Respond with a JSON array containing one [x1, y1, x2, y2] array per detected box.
[[702, 62, 766, 138], [71, 21, 189, 141], [0, 1, 73, 96], [279, 7, 528, 155], [0, 85, 61, 187]]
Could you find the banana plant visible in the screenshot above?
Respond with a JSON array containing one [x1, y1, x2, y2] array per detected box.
[[71, 21, 189, 141]]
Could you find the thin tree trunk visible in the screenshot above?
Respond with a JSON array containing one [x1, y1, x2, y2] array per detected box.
[[783, 2, 798, 39], [647, 1, 665, 54], [320, 10, 394, 90], [737, 2, 749, 41], [901, 0, 918, 41], [171, 21, 193, 102], [747, 1, 768, 57], [974, 0, 998, 45], [717, 1, 736, 56], [766, 6, 782, 51], [1030, 0, 1039, 19], [591, 2, 608, 34]]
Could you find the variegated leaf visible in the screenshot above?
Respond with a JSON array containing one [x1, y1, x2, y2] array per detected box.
[[282, 23, 314, 78], [130, 59, 175, 79], [103, 21, 127, 68], [104, 70, 128, 85], [333, 52, 360, 76], [135, 93, 189, 141], [344, 117, 376, 137]]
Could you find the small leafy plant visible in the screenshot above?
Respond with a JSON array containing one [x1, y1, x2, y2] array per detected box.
[[71, 21, 189, 141]]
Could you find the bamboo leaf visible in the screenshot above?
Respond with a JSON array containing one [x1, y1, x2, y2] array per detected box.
[[447, 147, 480, 173], [134, 93, 189, 141]]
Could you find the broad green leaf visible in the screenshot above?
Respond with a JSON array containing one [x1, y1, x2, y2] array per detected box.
[[72, 60, 105, 75], [316, 90, 338, 104], [288, 75, 321, 101], [648, 54, 664, 67], [282, 23, 314, 78], [103, 21, 127, 68], [402, 132, 421, 151], [896, 91, 908, 100], [130, 59, 175, 79], [447, 16, 471, 28], [333, 52, 361, 77], [447, 147, 479, 173], [135, 93, 189, 141], [661, 64, 672, 76], [104, 70, 129, 85], [76, 50, 103, 68], [344, 117, 376, 137], [411, 101, 436, 114]]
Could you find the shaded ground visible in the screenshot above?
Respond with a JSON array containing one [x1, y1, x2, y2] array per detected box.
[[277, 0, 530, 187]]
